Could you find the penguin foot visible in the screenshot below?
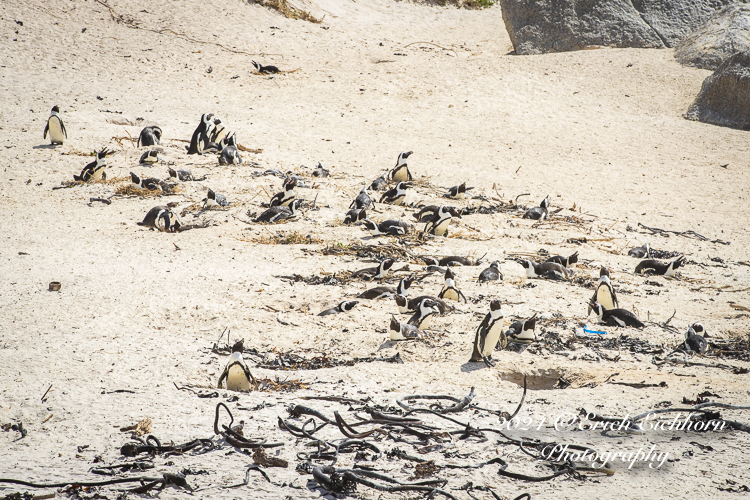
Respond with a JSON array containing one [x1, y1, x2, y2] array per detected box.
[[482, 355, 495, 368]]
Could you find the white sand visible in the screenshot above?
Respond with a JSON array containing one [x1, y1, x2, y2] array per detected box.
[[1, 0, 749, 498]]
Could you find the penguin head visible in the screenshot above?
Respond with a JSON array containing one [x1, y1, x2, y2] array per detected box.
[[252, 60, 262, 72], [362, 220, 378, 232], [340, 300, 359, 312], [490, 261, 500, 269], [458, 182, 466, 192], [390, 315, 401, 332], [168, 167, 177, 179], [288, 199, 302, 214], [226, 131, 237, 147], [397, 277, 413, 294], [690, 322, 705, 336], [169, 210, 182, 232], [51, 105, 60, 113], [231, 340, 244, 353], [207, 188, 216, 201], [130, 172, 141, 186], [396, 182, 412, 191], [447, 206, 462, 218], [421, 298, 439, 314], [97, 148, 109, 161], [567, 251, 579, 266], [152, 126, 162, 141], [444, 267, 455, 281], [588, 301, 604, 317], [397, 151, 413, 166], [540, 195, 550, 209], [599, 266, 610, 278], [395, 294, 407, 308], [284, 177, 297, 190], [489, 299, 502, 312], [357, 209, 367, 221], [519, 260, 531, 270], [381, 258, 395, 272], [523, 313, 537, 332], [213, 117, 222, 126], [672, 255, 686, 270], [423, 256, 439, 266]]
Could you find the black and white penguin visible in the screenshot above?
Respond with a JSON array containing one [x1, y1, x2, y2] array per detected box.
[[589, 301, 645, 328], [137, 126, 162, 147], [370, 172, 388, 191], [269, 177, 296, 208], [506, 314, 537, 344], [380, 181, 411, 205], [252, 60, 280, 74], [139, 150, 160, 165], [362, 219, 413, 237], [546, 251, 579, 269], [413, 205, 441, 223], [130, 171, 170, 191], [407, 298, 440, 329], [312, 162, 330, 178], [350, 187, 373, 210], [390, 315, 422, 340], [446, 182, 473, 199], [206, 188, 229, 208], [396, 294, 451, 315], [588, 268, 619, 315], [187, 113, 214, 155], [628, 243, 651, 259], [422, 257, 447, 273], [389, 151, 413, 182], [635, 256, 686, 277], [478, 262, 502, 282], [43, 105, 67, 145], [684, 322, 708, 354], [470, 300, 506, 367], [439, 268, 467, 303], [253, 200, 301, 223], [318, 300, 359, 317], [74, 149, 108, 182], [344, 208, 367, 225], [523, 195, 550, 220], [168, 167, 193, 182], [424, 206, 461, 237], [439, 255, 481, 267], [219, 132, 242, 165], [137, 205, 182, 233], [209, 117, 227, 145], [352, 258, 395, 279], [520, 260, 570, 280], [217, 341, 256, 392], [358, 276, 413, 300]]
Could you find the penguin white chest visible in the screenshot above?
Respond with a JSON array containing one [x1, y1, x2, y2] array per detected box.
[[441, 287, 459, 301], [392, 168, 409, 182], [596, 286, 615, 310], [432, 218, 451, 236], [48, 117, 65, 143], [483, 322, 503, 355], [226, 364, 251, 391]]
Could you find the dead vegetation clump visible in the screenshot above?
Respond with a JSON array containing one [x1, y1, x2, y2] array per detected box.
[[248, 0, 322, 23], [115, 183, 182, 197], [250, 231, 324, 245]]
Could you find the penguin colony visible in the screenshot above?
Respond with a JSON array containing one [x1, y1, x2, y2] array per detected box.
[[45, 106, 710, 387]]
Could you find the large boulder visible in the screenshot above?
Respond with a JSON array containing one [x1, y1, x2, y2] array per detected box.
[[686, 51, 750, 130], [500, 0, 744, 55], [675, 4, 750, 70]]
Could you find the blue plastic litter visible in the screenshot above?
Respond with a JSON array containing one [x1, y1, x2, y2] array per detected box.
[[584, 326, 606, 335]]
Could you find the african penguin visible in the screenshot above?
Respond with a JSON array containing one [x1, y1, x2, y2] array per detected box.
[[362, 219, 413, 237], [470, 300, 506, 367], [407, 298, 440, 330], [396, 294, 451, 315], [252, 60, 280, 74], [635, 256, 686, 277], [74, 149, 108, 182], [350, 187, 373, 210], [628, 243, 651, 259], [168, 167, 193, 182], [344, 208, 367, 225], [139, 150, 160, 165], [414, 205, 441, 222], [358, 276, 412, 300], [546, 251, 578, 269], [424, 206, 461, 237], [520, 260, 570, 280], [137, 126, 162, 147], [269, 177, 296, 208], [209, 117, 227, 145], [219, 131, 242, 165], [205, 188, 229, 208], [447, 182, 473, 199], [137, 205, 182, 233], [130, 172, 170, 191], [523, 195, 550, 220], [588, 270, 619, 315], [439, 256, 480, 267], [390, 315, 422, 340], [439, 268, 467, 303], [380, 181, 411, 205], [684, 322, 708, 355], [312, 162, 330, 177], [43, 105, 67, 145], [217, 340, 256, 392], [253, 199, 301, 223], [352, 258, 395, 279], [369, 172, 388, 191], [389, 151, 413, 182], [478, 262, 502, 282], [318, 300, 359, 317], [187, 113, 214, 155], [506, 314, 538, 344], [589, 301, 645, 328]]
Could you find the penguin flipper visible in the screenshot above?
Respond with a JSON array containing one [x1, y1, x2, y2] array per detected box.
[[217, 369, 228, 389], [43, 123, 49, 139], [241, 365, 257, 388], [458, 289, 467, 304], [62, 121, 67, 139]]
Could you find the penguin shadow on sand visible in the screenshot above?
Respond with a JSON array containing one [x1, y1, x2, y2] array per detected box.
[[460, 360, 492, 373], [33, 144, 60, 150]]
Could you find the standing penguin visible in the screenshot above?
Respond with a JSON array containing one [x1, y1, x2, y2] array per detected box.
[[209, 117, 227, 145], [74, 149, 108, 182], [439, 268, 467, 303], [219, 132, 242, 165], [470, 300, 506, 367], [389, 151, 413, 182], [217, 341, 256, 391], [588, 267, 618, 314], [43, 106, 67, 145], [137, 126, 162, 147], [187, 113, 214, 155]]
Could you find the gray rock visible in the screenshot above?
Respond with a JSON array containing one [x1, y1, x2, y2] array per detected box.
[[500, 0, 744, 55], [686, 51, 750, 130], [675, 4, 750, 69]]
